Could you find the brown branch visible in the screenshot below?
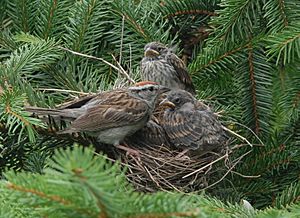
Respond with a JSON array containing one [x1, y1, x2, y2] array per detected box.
[[6, 181, 97, 216], [123, 13, 147, 39], [5, 105, 30, 126], [279, 32, 300, 49], [248, 44, 260, 134], [293, 91, 300, 107], [129, 208, 200, 218], [165, 10, 217, 18], [83, 181, 108, 218], [278, 0, 289, 27], [44, 0, 57, 39], [201, 44, 248, 70], [7, 182, 70, 205]]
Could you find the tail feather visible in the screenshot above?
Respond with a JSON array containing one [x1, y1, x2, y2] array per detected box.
[[25, 106, 81, 119]]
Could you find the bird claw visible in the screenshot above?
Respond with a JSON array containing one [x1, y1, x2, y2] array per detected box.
[[116, 144, 141, 161], [125, 150, 141, 162]]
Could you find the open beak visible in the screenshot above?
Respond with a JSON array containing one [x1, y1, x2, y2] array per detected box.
[[159, 98, 175, 109], [144, 48, 159, 57]]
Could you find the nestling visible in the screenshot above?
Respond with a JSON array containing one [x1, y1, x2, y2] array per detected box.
[[160, 89, 227, 153], [141, 42, 196, 95]]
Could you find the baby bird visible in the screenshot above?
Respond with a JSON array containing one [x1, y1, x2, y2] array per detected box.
[[160, 89, 227, 154]]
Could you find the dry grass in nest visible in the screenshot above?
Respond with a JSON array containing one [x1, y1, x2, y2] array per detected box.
[[113, 126, 257, 193], [117, 140, 244, 193]]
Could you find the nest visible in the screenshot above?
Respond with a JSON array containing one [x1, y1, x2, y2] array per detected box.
[[117, 141, 237, 193]]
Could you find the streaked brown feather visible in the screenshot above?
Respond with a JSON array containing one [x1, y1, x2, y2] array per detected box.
[[166, 52, 196, 95], [163, 109, 225, 150], [160, 90, 227, 151], [64, 96, 149, 133], [141, 42, 196, 95], [125, 119, 170, 147]]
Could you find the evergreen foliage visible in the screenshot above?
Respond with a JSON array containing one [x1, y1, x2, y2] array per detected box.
[[0, 0, 299, 216]]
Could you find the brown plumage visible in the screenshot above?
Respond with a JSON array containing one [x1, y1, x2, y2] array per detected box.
[[124, 86, 171, 147], [125, 119, 170, 147], [160, 89, 227, 153], [140, 42, 196, 95], [26, 82, 161, 147]]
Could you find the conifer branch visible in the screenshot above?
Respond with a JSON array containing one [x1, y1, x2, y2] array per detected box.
[[6, 182, 70, 205], [247, 44, 260, 134], [165, 10, 217, 18]]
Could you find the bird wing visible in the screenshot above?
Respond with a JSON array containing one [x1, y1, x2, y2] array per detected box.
[[167, 53, 196, 95], [163, 110, 225, 150], [56, 94, 98, 109], [66, 98, 149, 132], [57, 89, 127, 109]]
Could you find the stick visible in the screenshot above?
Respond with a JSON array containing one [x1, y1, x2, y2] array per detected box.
[[202, 150, 252, 190], [111, 54, 135, 84], [59, 46, 135, 84], [36, 88, 88, 95], [222, 126, 253, 147], [119, 15, 125, 64], [231, 171, 261, 178], [228, 121, 265, 146], [182, 153, 228, 179]]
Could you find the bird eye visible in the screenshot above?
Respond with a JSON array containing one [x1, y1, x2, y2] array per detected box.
[[174, 98, 180, 104], [149, 86, 154, 91]]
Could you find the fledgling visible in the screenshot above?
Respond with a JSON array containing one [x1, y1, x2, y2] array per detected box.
[[140, 42, 196, 95], [160, 89, 227, 153]]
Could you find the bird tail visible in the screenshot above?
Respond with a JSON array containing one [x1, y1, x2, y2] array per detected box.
[[25, 106, 79, 119]]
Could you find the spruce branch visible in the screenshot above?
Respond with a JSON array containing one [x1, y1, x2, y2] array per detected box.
[[263, 0, 289, 33], [265, 22, 300, 65], [247, 44, 260, 135], [0, 88, 46, 143], [211, 0, 262, 43]]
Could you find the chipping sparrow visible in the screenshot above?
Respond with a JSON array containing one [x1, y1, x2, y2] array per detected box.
[[26, 82, 161, 153], [159, 89, 227, 153], [141, 42, 196, 95]]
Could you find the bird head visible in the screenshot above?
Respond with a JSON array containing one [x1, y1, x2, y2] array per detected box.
[[129, 81, 161, 106], [144, 42, 168, 59], [159, 89, 195, 110]]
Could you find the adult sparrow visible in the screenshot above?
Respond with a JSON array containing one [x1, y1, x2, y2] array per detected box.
[[26, 81, 161, 154], [140, 41, 196, 95], [159, 89, 227, 153]]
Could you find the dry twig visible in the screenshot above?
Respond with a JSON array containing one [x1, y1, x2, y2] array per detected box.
[[59, 46, 135, 84]]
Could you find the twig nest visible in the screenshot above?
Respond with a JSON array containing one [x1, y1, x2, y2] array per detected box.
[[119, 142, 230, 192]]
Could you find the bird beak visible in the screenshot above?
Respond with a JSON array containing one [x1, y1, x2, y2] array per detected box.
[[144, 48, 159, 57], [159, 98, 175, 109]]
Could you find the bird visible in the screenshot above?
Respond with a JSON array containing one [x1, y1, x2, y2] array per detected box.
[[159, 89, 227, 154], [124, 86, 172, 148], [26, 81, 161, 155], [125, 119, 171, 148], [140, 41, 196, 95]]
